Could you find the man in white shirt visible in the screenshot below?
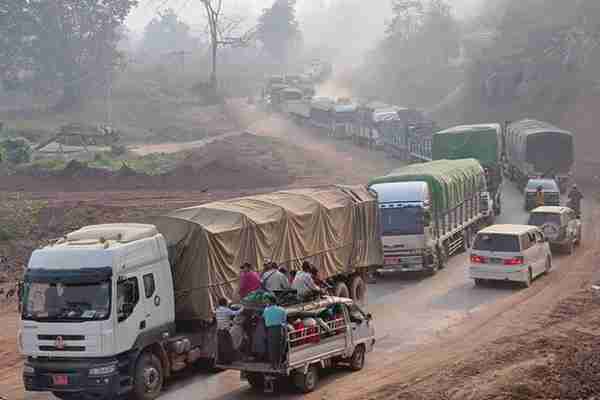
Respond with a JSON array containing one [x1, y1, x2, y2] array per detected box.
[[292, 262, 322, 298], [216, 298, 241, 330], [261, 261, 291, 292]]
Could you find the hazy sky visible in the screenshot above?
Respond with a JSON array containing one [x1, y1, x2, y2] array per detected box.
[[126, 0, 484, 32]]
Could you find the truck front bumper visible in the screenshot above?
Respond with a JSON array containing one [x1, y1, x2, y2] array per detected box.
[[23, 357, 121, 398], [380, 252, 432, 272]]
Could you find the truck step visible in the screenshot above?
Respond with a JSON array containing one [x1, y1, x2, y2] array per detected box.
[[117, 384, 133, 396]]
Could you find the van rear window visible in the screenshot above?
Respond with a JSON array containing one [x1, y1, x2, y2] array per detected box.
[[473, 233, 520, 252]]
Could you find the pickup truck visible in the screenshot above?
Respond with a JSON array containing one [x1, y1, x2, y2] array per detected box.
[[216, 296, 375, 393]]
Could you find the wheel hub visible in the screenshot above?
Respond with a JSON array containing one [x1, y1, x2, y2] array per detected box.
[[143, 366, 160, 392]]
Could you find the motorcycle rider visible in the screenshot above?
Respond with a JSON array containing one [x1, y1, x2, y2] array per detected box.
[[568, 184, 583, 216], [535, 185, 545, 208]]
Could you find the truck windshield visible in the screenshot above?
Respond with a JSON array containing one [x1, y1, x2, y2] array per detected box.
[[380, 206, 424, 236], [528, 213, 561, 226], [22, 280, 111, 322]]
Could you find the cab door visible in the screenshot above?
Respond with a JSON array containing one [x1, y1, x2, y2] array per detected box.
[[114, 275, 145, 354], [347, 304, 375, 352]]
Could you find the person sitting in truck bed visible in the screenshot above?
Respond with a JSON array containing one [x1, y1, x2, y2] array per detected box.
[[216, 298, 242, 364], [292, 262, 323, 299], [261, 261, 291, 292], [239, 262, 261, 299]]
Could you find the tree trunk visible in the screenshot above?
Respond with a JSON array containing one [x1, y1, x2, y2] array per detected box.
[[56, 75, 82, 111], [210, 39, 218, 91]]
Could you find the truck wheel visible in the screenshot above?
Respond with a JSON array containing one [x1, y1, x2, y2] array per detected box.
[[349, 345, 366, 371], [437, 246, 448, 270], [545, 257, 552, 273], [293, 365, 319, 393], [350, 276, 366, 305], [133, 352, 164, 400], [334, 282, 350, 298], [246, 372, 264, 390], [523, 268, 533, 288]]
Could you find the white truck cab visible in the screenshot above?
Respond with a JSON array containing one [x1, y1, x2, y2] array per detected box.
[[21, 224, 177, 400], [370, 181, 433, 273]]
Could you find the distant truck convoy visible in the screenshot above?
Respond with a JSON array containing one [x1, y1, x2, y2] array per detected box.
[[504, 119, 574, 193], [433, 123, 504, 218], [20, 186, 382, 400], [368, 159, 491, 275]]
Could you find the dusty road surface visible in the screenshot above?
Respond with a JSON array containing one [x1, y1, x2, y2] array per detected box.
[[4, 106, 598, 400]]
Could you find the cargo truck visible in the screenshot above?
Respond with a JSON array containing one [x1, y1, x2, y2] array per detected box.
[[433, 123, 503, 219], [368, 159, 490, 274], [20, 186, 382, 400], [505, 119, 574, 193]]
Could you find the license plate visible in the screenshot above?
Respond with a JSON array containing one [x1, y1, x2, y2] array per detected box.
[[385, 258, 399, 265], [490, 257, 502, 264], [52, 375, 68, 386]]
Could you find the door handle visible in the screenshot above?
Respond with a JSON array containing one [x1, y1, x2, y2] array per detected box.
[[139, 320, 146, 330]]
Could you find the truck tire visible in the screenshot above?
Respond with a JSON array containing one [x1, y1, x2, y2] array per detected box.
[[334, 282, 350, 298], [133, 352, 164, 400], [246, 372, 264, 390], [349, 345, 366, 371], [293, 365, 319, 393], [350, 276, 366, 305]]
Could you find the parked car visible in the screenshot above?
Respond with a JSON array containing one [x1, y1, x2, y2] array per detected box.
[[469, 224, 552, 287], [524, 179, 560, 210], [528, 206, 581, 254]]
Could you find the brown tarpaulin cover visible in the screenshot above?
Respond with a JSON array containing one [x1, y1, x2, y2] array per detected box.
[[153, 185, 383, 322]]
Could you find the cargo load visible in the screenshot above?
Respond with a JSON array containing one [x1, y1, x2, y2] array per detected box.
[[368, 159, 490, 274], [154, 185, 383, 322]]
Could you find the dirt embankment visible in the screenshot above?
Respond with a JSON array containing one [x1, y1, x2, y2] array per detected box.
[[0, 132, 339, 193]]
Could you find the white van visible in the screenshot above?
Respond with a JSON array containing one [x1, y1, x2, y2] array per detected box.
[[469, 224, 552, 287]]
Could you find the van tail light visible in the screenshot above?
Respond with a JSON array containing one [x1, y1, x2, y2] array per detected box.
[[470, 255, 487, 264], [504, 256, 524, 266]]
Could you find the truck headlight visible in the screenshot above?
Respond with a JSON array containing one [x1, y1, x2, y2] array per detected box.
[[89, 363, 117, 376], [23, 364, 35, 374]]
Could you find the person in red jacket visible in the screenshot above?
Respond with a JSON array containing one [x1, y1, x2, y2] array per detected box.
[[239, 262, 261, 299]]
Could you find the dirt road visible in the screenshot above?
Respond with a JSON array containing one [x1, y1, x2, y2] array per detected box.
[[129, 182, 544, 400], [6, 108, 600, 400]]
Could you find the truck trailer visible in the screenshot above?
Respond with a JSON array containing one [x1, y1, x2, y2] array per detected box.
[[505, 119, 574, 192], [433, 123, 503, 219], [368, 159, 490, 275], [20, 186, 382, 400]]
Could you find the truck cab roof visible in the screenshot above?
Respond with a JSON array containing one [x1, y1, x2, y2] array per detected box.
[[27, 224, 165, 276], [369, 181, 429, 204]]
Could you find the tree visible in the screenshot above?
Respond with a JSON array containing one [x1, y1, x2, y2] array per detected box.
[[256, 0, 301, 63], [199, 0, 255, 93], [0, 0, 138, 109], [140, 9, 197, 55]]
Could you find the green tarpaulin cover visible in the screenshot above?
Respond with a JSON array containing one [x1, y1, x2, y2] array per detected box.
[[368, 159, 485, 212], [432, 123, 501, 167]]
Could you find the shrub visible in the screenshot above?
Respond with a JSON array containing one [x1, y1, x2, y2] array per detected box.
[[0, 139, 32, 164]]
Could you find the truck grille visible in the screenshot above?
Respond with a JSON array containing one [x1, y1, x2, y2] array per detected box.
[[38, 335, 85, 341], [39, 345, 85, 352], [38, 334, 86, 352]]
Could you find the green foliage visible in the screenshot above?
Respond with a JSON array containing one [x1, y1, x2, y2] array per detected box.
[[357, 0, 460, 106], [257, 0, 302, 62], [0, 139, 32, 164], [0, 0, 138, 108], [140, 9, 198, 55]]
